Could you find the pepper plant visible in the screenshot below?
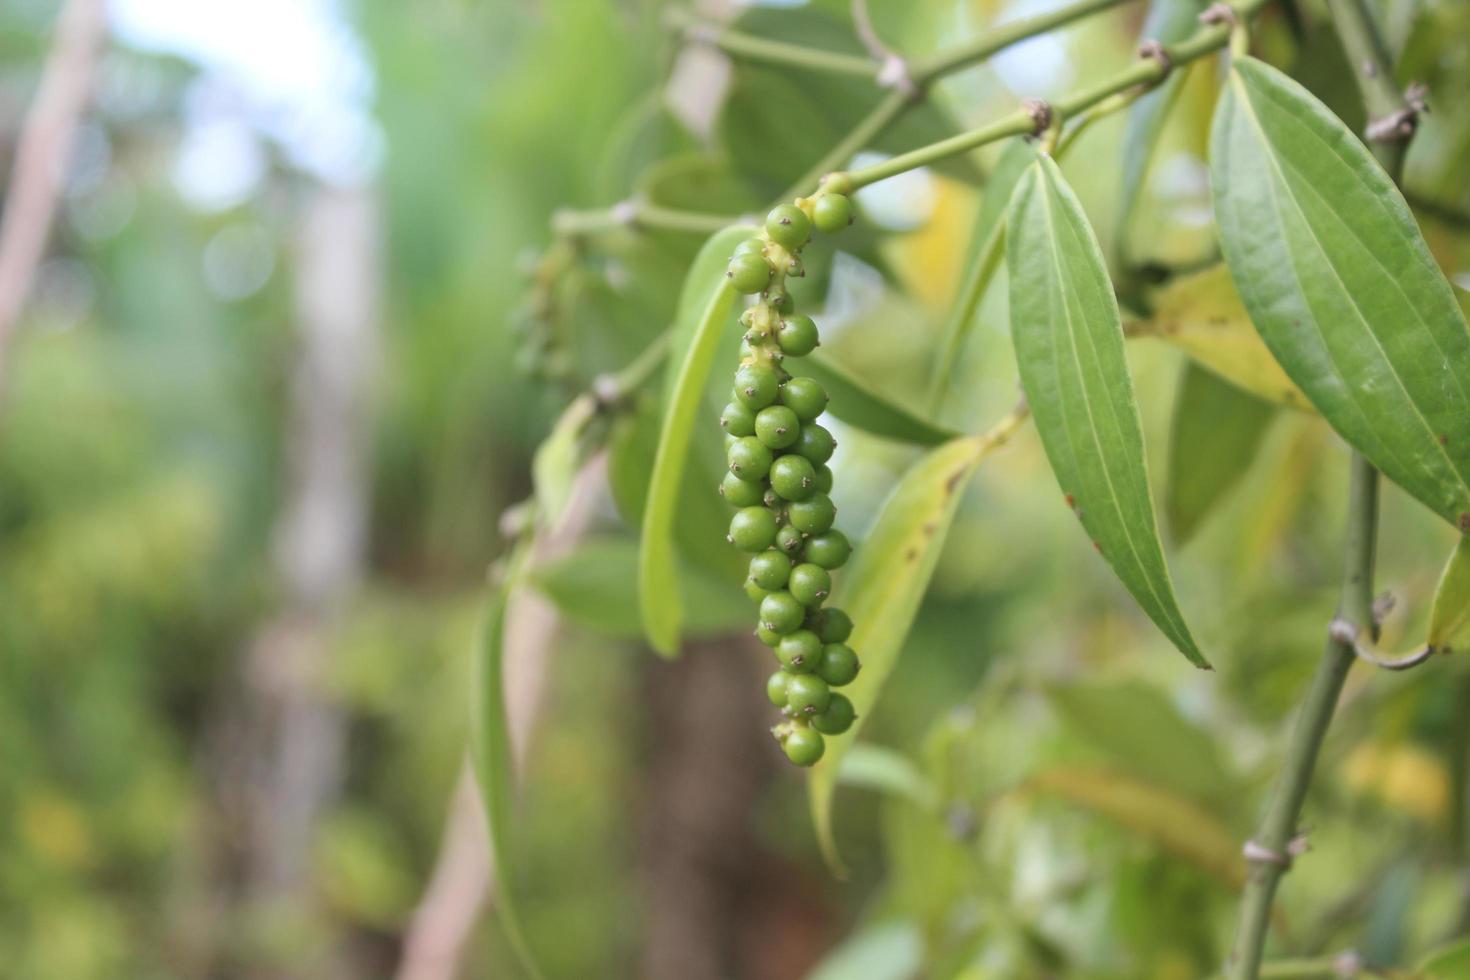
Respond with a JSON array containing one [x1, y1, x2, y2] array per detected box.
[[481, 1, 1470, 977]]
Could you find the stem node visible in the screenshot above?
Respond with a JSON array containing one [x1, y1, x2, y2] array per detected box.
[[1136, 39, 1173, 77], [1021, 97, 1054, 136]]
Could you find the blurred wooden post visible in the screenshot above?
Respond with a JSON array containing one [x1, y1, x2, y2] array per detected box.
[[210, 186, 379, 974], [0, 0, 106, 395]]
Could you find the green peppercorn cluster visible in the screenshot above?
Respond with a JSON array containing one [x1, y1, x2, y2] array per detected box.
[[719, 193, 861, 768]]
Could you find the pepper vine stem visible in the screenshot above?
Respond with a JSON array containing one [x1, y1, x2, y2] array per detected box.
[[664, 8, 877, 78], [1227, 0, 1418, 972], [777, 0, 1139, 199], [551, 201, 743, 238], [1227, 456, 1377, 980], [831, 0, 1271, 193], [666, 0, 1137, 85], [563, 0, 1161, 240]]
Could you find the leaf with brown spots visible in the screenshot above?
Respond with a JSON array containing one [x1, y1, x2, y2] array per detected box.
[[1212, 57, 1470, 529], [1008, 156, 1208, 668]]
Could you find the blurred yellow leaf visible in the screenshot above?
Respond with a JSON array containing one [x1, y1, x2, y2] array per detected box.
[[1343, 742, 1449, 825], [889, 177, 977, 315], [21, 791, 93, 869]]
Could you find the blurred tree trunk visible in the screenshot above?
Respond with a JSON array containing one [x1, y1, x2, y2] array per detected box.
[[638, 639, 831, 980], [208, 186, 380, 977]]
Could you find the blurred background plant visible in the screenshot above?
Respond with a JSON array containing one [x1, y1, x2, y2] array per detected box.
[[2, 0, 1470, 978]]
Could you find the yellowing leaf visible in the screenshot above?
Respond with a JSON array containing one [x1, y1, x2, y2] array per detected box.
[[809, 413, 1027, 874], [1429, 536, 1470, 653], [1127, 264, 1311, 411]]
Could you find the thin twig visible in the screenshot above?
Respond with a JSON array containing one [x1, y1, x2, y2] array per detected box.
[[0, 0, 107, 393], [830, 0, 1269, 194]]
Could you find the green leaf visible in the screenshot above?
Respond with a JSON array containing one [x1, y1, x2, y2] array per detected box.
[[929, 138, 1036, 412], [1127, 263, 1313, 411], [471, 544, 544, 980], [792, 353, 959, 447], [638, 225, 756, 657], [531, 393, 597, 531], [805, 921, 924, 980], [1428, 536, 1470, 653], [835, 743, 939, 811], [1418, 937, 1470, 979], [1026, 766, 1245, 889], [1211, 57, 1470, 532], [1046, 680, 1240, 810], [1166, 361, 1277, 543], [809, 423, 1022, 872], [530, 536, 748, 639], [610, 391, 747, 579], [1007, 157, 1207, 667]]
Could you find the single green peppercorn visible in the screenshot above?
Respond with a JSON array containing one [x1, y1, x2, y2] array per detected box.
[[754, 406, 800, 450], [765, 204, 811, 250], [788, 493, 836, 534], [720, 472, 765, 508], [759, 591, 806, 634], [812, 193, 854, 234], [748, 550, 792, 591], [776, 629, 821, 672], [811, 693, 855, 735], [720, 401, 755, 437], [766, 671, 790, 707], [769, 453, 817, 501], [727, 436, 773, 480], [727, 252, 770, 294], [762, 487, 782, 510], [793, 423, 835, 465], [733, 364, 779, 410], [777, 315, 819, 357], [755, 624, 782, 647], [785, 673, 831, 716], [782, 727, 825, 766], [775, 525, 805, 554], [788, 562, 831, 606], [729, 507, 778, 552], [819, 608, 853, 644], [732, 237, 765, 259], [779, 377, 828, 422], [816, 643, 859, 686], [802, 529, 850, 569], [746, 580, 771, 604], [772, 291, 795, 315], [813, 464, 834, 494]]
